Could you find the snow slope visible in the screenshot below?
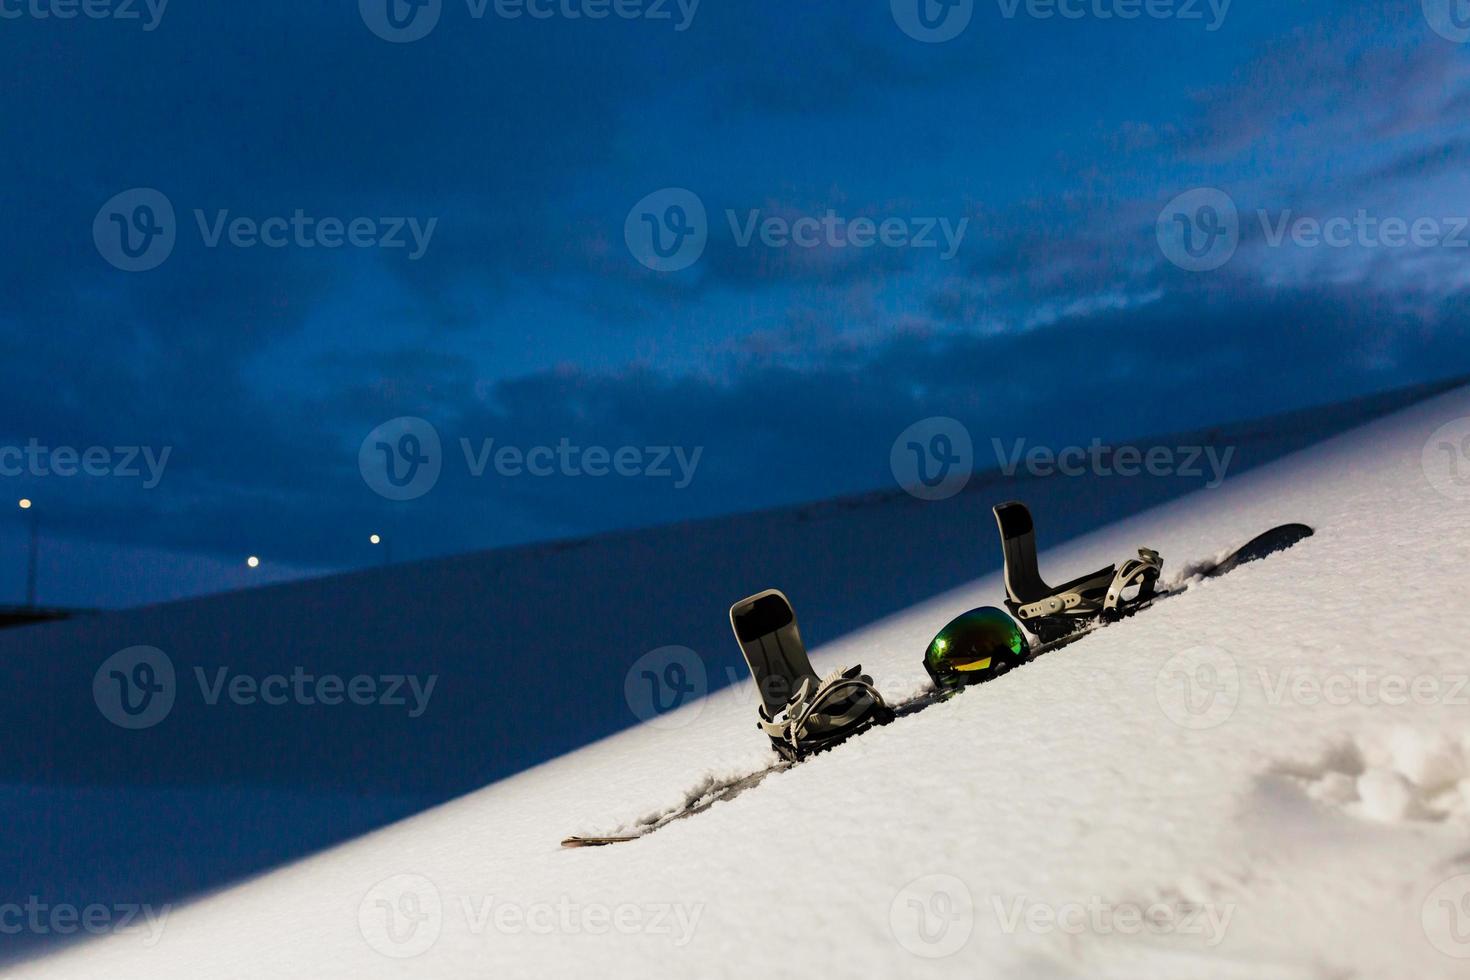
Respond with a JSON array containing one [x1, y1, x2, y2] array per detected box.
[[13, 383, 1470, 978], [3, 379, 1448, 950]]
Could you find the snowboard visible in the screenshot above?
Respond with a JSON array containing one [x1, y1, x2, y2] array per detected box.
[[561, 522, 1314, 848]]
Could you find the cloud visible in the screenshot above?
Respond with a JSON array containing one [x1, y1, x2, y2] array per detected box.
[[6, 0, 1470, 606], [1168, 3, 1470, 163]]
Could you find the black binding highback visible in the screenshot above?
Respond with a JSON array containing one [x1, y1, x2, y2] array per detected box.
[[993, 502, 1053, 604]]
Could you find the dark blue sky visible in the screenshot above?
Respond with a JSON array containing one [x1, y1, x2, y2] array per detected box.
[[4, 0, 1470, 606]]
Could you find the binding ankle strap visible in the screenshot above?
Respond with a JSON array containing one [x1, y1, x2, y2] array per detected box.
[[758, 665, 886, 755]]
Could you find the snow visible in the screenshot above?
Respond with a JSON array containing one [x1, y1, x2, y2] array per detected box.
[[11, 382, 1470, 977]]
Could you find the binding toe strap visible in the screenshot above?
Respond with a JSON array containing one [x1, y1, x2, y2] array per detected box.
[[1102, 548, 1162, 616]]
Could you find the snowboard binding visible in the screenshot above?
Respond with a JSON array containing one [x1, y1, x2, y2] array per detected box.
[[729, 589, 894, 762], [993, 501, 1162, 642]]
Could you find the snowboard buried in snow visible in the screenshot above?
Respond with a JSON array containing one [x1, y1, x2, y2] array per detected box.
[[560, 522, 1314, 848]]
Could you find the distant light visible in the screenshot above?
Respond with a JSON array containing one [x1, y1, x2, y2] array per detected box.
[[246, 556, 260, 568], [17, 498, 31, 510], [369, 534, 381, 545]]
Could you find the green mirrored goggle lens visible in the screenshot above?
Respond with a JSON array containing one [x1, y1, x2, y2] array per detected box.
[[924, 607, 1028, 688]]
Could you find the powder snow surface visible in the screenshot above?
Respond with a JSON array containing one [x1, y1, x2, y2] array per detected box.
[[16, 386, 1470, 979]]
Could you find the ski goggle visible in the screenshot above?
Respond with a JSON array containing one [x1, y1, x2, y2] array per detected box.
[[923, 606, 1030, 691]]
